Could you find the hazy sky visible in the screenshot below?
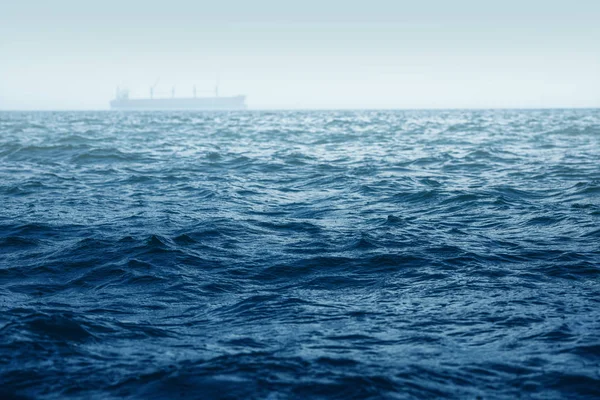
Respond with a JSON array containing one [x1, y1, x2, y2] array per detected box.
[[1, 0, 599, 109]]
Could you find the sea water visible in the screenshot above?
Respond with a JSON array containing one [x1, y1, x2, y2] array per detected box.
[[1, 110, 599, 398]]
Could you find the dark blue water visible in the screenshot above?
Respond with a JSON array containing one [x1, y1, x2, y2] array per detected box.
[[1, 110, 599, 399]]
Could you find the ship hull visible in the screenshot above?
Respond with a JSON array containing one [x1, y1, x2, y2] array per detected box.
[[110, 96, 247, 110]]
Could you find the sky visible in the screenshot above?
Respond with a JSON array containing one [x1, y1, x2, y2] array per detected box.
[[1, 0, 599, 110]]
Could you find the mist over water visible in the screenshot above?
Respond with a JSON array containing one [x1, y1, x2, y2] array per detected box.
[[2, 1, 600, 110], [1, 109, 600, 399]]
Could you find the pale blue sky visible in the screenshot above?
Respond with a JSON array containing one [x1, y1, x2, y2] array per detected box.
[[1, 0, 599, 109]]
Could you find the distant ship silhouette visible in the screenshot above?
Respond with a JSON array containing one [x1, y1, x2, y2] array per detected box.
[[110, 81, 247, 110]]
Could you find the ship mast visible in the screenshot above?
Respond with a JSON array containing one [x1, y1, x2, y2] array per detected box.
[[150, 78, 160, 99]]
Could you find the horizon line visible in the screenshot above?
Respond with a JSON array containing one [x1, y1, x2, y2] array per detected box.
[[1, 106, 599, 112]]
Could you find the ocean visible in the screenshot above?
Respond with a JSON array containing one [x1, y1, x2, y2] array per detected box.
[[1, 110, 599, 399]]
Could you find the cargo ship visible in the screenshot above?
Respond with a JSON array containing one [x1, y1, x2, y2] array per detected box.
[[110, 85, 247, 110]]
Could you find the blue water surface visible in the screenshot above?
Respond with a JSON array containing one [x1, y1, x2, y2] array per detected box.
[[1, 110, 599, 399]]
